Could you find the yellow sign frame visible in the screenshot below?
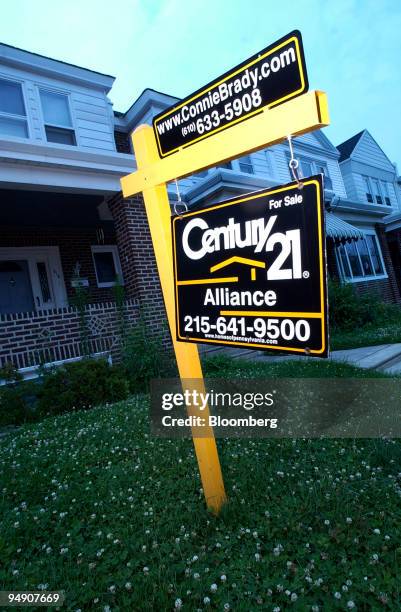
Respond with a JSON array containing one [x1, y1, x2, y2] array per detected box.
[[121, 90, 330, 514]]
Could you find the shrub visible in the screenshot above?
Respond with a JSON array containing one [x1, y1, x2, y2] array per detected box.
[[122, 311, 175, 392], [37, 358, 129, 417], [328, 279, 401, 331], [0, 363, 39, 427]]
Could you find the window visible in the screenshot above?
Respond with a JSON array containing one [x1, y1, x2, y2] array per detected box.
[[300, 158, 313, 178], [91, 246, 122, 288], [39, 89, 76, 145], [372, 179, 382, 205], [285, 154, 333, 188], [220, 161, 232, 170], [381, 181, 391, 206], [239, 154, 254, 174], [315, 162, 333, 190], [362, 176, 373, 203], [0, 78, 28, 138], [335, 234, 385, 282]]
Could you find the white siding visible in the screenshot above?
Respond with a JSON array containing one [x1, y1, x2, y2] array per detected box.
[[340, 160, 357, 199], [0, 62, 116, 152], [352, 131, 395, 172]]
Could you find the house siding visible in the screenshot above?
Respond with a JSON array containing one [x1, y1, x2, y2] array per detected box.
[[0, 63, 116, 152], [352, 131, 395, 173]]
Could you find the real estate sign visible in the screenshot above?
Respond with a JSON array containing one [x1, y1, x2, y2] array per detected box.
[[153, 30, 308, 157], [172, 176, 328, 357]]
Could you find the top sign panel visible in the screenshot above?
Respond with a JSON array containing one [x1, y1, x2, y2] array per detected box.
[[153, 30, 308, 158]]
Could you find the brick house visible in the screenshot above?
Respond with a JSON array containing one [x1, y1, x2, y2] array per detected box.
[[1, 43, 401, 376]]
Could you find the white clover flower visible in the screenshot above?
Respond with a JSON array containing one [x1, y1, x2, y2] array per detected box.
[[174, 599, 183, 610], [347, 602, 355, 609], [143, 566, 149, 574], [223, 604, 230, 611], [324, 519, 330, 526], [210, 583, 218, 593], [108, 585, 116, 594], [312, 606, 319, 612], [255, 553, 261, 561], [334, 592, 341, 599], [373, 528, 380, 535], [193, 573, 200, 579], [203, 596, 211, 605], [220, 574, 227, 582], [125, 582, 132, 590], [346, 517, 352, 524], [291, 593, 298, 602]]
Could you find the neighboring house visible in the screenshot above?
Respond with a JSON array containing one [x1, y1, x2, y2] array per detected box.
[[336, 130, 401, 302], [1, 42, 400, 374]]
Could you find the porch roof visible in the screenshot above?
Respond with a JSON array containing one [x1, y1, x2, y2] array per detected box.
[[325, 212, 365, 243]]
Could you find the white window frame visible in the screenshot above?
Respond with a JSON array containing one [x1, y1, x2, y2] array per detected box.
[[0, 246, 67, 311], [380, 181, 392, 207], [335, 232, 387, 283], [0, 75, 30, 140], [238, 154, 254, 175], [361, 175, 393, 207], [38, 86, 77, 146], [91, 245, 123, 288]]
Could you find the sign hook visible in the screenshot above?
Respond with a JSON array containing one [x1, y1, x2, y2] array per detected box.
[[287, 135, 304, 190], [173, 178, 188, 216]]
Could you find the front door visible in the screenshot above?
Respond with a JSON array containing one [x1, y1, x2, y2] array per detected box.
[[0, 260, 35, 314], [0, 247, 67, 315]]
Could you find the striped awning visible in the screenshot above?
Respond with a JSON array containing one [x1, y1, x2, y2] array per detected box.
[[325, 212, 365, 243]]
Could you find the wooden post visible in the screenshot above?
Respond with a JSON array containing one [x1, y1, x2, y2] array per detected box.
[[131, 124, 227, 515]]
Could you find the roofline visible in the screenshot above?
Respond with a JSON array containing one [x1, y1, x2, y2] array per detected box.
[[114, 87, 179, 118], [0, 40, 114, 79], [0, 41, 115, 92]]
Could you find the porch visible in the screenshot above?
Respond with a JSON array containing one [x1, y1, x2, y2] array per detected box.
[[0, 187, 166, 374]]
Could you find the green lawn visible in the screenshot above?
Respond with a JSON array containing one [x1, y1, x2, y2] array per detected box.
[[1, 360, 401, 610], [330, 324, 401, 351]]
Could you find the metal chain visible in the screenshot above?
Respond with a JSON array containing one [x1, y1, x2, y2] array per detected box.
[[287, 135, 304, 189], [173, 178, 188, 216]]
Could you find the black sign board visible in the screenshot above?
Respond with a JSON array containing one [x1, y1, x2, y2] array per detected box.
[[172, 176, 328, 357], [153, 30, 308, 158]]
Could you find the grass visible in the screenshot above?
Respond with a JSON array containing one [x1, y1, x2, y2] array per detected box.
[[203, 356, 393, 378], [1, 358, 401, 610], [331, 323, 401, 351]]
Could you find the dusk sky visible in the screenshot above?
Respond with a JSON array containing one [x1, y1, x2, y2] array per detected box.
[[1, 0, 400, 168]]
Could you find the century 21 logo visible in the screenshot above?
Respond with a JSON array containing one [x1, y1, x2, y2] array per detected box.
[[181, 214, 303, 280]]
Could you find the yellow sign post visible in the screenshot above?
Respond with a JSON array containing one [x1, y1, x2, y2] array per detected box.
[[121, 90, 330, 515]]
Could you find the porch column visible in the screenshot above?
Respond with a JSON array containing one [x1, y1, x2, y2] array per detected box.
[[108, 192, 172, 346]]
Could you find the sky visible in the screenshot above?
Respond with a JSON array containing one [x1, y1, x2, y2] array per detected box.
[[1, 0, 400, 168]]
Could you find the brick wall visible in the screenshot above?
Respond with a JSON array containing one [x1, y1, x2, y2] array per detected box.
[[107, 192, 172, 348], [0, 225, 117, 303], [0, 299, 139, 370]]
